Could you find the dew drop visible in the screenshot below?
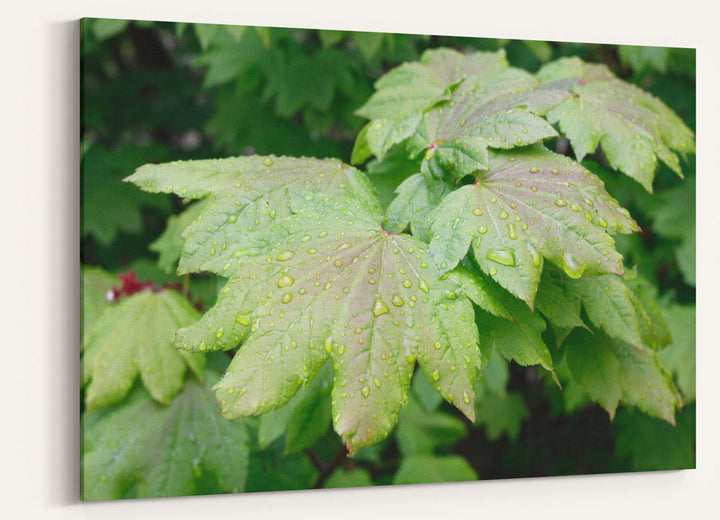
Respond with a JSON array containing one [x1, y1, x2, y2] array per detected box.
[[391, 294, 405, 307], [472, 208, 483, 216], [418, 279, 430, 293], [507, 223, 517, 240], [277, 274, 295, 288], [530, 166, 540, 174], [361, 385, 370, 398], [432, 369, 440, 381], [263, 157, 273, 166], [561, 253, 586, 278], [462, 390, 471, 404], [373, 378, 382, 388], [477, 225, 488, 234], [555, 198, 568, 208], [282, 293, 293, 304], [486, 248, 516, 266], [499, 211, 509, 219], [277, 250, 295, 261], [236, 314, 250, 326], [402, 279, 412, 288], [373, 299, 390, 317]]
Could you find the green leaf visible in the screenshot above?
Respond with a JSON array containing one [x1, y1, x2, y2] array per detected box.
[[568, 273, 672, 351], [657, 304, 696, 402], [538, 57, 695, 191], [82, 289, 204, 410], [565, 329, 622, 418], [645, 176, 696, 286], [82, 377, 249, 500], [442, 266, 512, 320], [149, 201, 208, 274], [82, 143, 172, 246], [127, 155, 379, 276], [429, 146, 637, 304], [176, 194, 481, 454], [477, 347, 510, 396], [475, 285, 553, 374], [408, 68, 568, 179], [194, 23, 220, 50], [395, 395, 467, 456], [410, 369, 444, 412], [194, 28, 267, 89], [256, 363, 333, 454], [284, 363, 333, 454], [618, 45, 670, 74], [614, 405, 695, 471], [393, 454, 478, 485], [82, 266, 117, 328], [475, 392, 529, 441], [318, 29, 346, 48], [257, 402, 296, 449], [323, 467, 374, 488], [352, 31, 385, 62], [355, 48, 508, 160], [534, 266, 585, 330], [565, 328, 681, 423], [385, 173, 450, 241]]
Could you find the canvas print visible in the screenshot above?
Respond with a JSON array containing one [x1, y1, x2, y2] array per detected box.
[[80, 18, 696, 500]]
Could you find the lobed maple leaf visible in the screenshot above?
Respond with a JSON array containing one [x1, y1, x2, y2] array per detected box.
[[172, 193, 483, 454], [537, 57, 695, 192], [82, 376, 249, 500], [82, 287, 204, 410], [428, 145, 638, 305], [126, 155, 379, 276]]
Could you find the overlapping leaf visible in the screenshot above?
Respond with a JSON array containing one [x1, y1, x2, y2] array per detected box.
[[354, 48, 509, 161], [429, 146, 638, 304], [567, 272, 672, 351], [82, 376, 249, 500], [384, 173, 450, 240], [537, 57, 695, 191], [126, 155, 378, 276], [407, 68, 568, 179], [475, 286, 553, 375], [174, 194, 481, 454], [82, 289, 204, 410], [565, 328, 681, 423]]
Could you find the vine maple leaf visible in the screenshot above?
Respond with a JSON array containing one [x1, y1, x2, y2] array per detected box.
[[353, 48, 509, 162], [537, 57, 695, 192], [82, 287, 204, 410], [82, 376, 249, 500], [172, 193, 482, 454], [428, 145, 638, 305], [126, 155, 378, 275]]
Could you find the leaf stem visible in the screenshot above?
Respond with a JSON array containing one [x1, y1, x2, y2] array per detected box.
[[182, 273, 190, 299], [304, 446, 349, 489]]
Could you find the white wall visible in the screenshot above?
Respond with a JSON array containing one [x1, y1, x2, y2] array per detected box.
[[2, 1, 718, 518]]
